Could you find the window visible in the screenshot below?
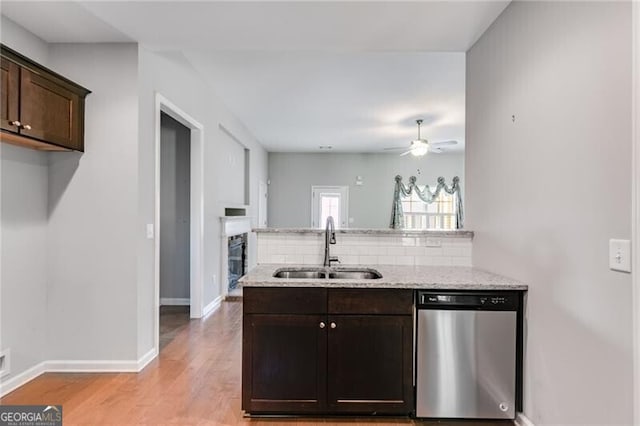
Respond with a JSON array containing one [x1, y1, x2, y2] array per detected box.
[[401, 187, 456, 230], [311, 186, 349, 228]]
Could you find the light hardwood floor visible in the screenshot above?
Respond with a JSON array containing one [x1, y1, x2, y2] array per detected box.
[[1, 301, 513, 426]]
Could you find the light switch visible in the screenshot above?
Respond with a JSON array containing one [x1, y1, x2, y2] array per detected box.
[[609, 239, 631, 273], [146, 224, 155, 239]]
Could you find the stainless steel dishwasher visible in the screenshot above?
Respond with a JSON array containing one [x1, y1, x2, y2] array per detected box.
[[415, 291, 520, 419]]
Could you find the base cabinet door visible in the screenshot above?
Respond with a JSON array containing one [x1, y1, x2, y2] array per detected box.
[[327, 315, 413, 414], [242, 314, 327, 414]]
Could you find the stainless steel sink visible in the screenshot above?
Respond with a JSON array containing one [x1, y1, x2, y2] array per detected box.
[[273, 269, 327, 279], [328, 269, 382, 279], [273, 267, 382, 280]]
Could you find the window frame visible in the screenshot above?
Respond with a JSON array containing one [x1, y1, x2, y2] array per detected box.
[[401, 186, 456, 230]]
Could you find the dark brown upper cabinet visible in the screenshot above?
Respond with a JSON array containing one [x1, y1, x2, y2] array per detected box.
[[0, 44, 90, 152]]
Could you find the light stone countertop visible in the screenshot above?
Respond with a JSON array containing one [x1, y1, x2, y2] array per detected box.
[[239, 264, 527, 291], [254, 228, 474, 238]]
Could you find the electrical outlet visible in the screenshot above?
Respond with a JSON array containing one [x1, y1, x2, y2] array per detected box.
[[0, 349, 11, 378], [609, 239, 631, 273], [425, 238, 442, 248]]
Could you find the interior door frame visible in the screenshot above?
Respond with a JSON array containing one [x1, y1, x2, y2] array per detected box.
[[633, 2, 640, 423], [154, 93, 205, 356]]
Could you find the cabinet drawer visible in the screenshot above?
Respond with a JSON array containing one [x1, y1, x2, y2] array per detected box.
[[244, 287, 327, 314], [328, 288, 413, 315]]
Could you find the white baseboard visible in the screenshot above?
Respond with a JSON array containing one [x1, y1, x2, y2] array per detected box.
[[137, 348, 157, 372], [160, 297, 190, 306], [203, 295, 222, 318], [0, 348, 159, 397], [45, 359, 140, 373], [0, 361, 46, 397], [515, 412, 535, 426]]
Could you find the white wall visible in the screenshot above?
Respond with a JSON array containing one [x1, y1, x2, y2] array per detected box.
[[160, 113, 190, 301], [137, 49, 268, 357], [268, 152, 464, 228], [0, 15, 50, 384], [466, 2, 633, 424], [257, 232, 472, 267], [46, 43, 140, 361]]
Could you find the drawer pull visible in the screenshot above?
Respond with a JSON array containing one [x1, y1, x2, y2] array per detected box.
[[319, 322, 326, 329], [330, 322, 337, 329]]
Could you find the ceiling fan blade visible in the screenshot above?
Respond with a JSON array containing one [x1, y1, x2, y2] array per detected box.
[[383, 146, 407, 151], [430, 140, 458, 146], [399, 149, 413, 156], [428, 146, 444, 153]]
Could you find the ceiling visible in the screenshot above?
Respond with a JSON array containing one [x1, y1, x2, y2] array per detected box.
[[1, 1, 511, 152]]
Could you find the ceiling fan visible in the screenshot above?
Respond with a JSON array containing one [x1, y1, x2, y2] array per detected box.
[[384, 119, 458, 157]]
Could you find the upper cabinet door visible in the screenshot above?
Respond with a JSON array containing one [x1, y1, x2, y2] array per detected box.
[[19, 67, 84, 151], [1, 57, 19, 133]]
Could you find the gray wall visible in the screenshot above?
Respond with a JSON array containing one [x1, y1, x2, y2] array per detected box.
[[218, 128, 247, 207], [46, 43, 140, 361], [268, 152, 464, 228], [0, 19, 139, 378], [0, 16, 270, 380], [160, 114, 191, 301], [137, 48, 269, 357], [466, 2, 633, 424], [0, 145, 48, 384], [0, 16, 50, 385]]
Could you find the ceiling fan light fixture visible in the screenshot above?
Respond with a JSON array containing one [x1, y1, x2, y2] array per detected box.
[[410, 144, 428, 157], [410, 120, 428, 156]]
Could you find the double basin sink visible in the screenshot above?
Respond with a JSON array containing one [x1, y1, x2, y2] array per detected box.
[[273, 267, 382, 280]]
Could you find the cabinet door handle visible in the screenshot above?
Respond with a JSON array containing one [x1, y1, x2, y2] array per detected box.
[[330, 322, 337, 329], [319, 322, 326, 329], [22, 124, 32, 130], [9, 120, 21, 127]]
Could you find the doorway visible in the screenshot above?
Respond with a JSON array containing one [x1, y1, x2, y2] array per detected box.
[[159, 112, 191, 350], [154, 94, 205, 357]]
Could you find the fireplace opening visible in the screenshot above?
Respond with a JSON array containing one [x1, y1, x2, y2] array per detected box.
[[228, 233, 248, 291]]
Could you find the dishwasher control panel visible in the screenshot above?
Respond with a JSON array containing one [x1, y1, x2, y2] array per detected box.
[[417, 291, 519, 311]]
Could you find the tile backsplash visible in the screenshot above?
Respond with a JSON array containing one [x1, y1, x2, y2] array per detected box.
[[256, 233, 472, 267]]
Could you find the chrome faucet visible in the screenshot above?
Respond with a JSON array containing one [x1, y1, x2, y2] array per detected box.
[[323, 216, 339, 267]]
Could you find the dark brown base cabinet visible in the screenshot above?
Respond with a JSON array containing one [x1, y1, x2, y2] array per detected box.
[[242, 287, 414, 416]]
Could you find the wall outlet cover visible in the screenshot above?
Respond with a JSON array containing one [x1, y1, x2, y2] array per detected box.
[[609, 239, 631, 273], [425, 238, 442, 247], [0, 349, 11, 378]]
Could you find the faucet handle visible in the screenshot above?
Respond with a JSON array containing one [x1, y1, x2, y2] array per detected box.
[[329, 256, 340, 265]]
